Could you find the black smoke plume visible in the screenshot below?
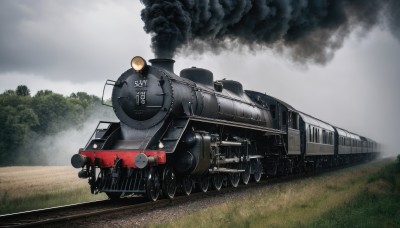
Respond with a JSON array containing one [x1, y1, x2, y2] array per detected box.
[[141, 0, 400, 64]]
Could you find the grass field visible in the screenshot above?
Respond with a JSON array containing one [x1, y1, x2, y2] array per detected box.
[[0, 166, 107, 215], [1, 158, 398, 226], [150, 158, 400, 228]]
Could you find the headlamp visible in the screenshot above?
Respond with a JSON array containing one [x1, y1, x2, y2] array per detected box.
[[131, 56, 147, 72]]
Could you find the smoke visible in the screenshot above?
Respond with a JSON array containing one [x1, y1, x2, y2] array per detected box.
[[23, 106, 117, 165], [141, 0, 400, 64]]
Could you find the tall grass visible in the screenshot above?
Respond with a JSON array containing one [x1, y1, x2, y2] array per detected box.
[[0, 167, 107, 214], [309, 159, 400, 228], [149, 159, 395, 228]]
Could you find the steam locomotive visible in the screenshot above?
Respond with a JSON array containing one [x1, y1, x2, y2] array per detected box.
[[71, 56, 380, 201]]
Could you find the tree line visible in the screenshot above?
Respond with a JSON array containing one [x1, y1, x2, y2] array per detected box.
[[0, 85, 110, 166]]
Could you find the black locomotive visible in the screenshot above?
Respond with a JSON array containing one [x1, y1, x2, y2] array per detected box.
[[71, 56, 380, 201]]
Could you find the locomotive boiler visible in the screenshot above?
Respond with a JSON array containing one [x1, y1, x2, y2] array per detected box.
[[71, 56, 380, 201]]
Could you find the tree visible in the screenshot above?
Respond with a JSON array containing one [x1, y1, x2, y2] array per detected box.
[[0, 105, 38, 165], [70, 92, 77, 98], [2, 90, 15, 96], [0, 88, 106, 165], [35, 90, 53, 97], [16, 85, 30, 96]]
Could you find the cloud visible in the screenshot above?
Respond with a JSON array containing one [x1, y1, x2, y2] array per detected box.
[[0, 0, 152, 82], [0, 72, 105, 96]]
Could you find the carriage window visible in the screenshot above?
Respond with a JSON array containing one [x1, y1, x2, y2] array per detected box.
[[329, 133, 331, 145], [291, 113, 298, 129], [282, 111, 287, 125], [271, 105, 276, 119], [319, 129, 321, 143], [329, 132, 332, 145], [314, 128, 319, 143], [313, 128, 315, 142], [312, 127, 315, 143]]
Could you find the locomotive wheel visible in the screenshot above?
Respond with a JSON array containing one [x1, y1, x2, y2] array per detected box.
[[222, 175, 228, 188], [199, 175, 209, 192], [228, 173, 240, 188], [146, 168, 161, 201], [253, 159, 262, 183], [241, 162, 251, 185], [211, 173, 223, 191], [162, 166, 177, 199], [181, 176, 193, 196]]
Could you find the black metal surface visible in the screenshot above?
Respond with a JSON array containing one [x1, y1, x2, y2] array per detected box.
[[180, 67, 214, 87], [98, 168, 147, 194], [111, 59, 276, 137], [149, 58, 175, 73], [111, 68, 173, 129]]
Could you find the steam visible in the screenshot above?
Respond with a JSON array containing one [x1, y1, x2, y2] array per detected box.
[[24, 106, 117, 165], [141, 0, 400, 64]]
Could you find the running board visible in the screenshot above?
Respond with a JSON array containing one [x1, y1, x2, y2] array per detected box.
[[209, 168, 245, 173], [249, 155, 264, 159]]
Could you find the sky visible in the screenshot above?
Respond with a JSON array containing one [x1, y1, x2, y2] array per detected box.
[[1, 0, 399, 157]]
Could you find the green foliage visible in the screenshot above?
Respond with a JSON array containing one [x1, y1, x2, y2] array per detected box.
[[2, 90, 16, 96], [35, 90, 53, 97], [16, 85, 30, 96], [368, 162, 398, 191], [149, 161, 392, 228], [397, 154, 400, 171], [309, 191, 400, 228], [0, 85, 108, 166], [310, 161, 400, 228]]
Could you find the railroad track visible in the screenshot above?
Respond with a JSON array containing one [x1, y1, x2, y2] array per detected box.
[[0, 198, 144, 227], [0, 180, 281, 227], [0, 161, 370, 227]]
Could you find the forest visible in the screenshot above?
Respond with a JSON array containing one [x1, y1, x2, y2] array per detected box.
[[0, 85, 112, 166]]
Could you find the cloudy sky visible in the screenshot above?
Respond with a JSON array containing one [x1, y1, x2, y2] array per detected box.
[[1, 0, 399, 157]]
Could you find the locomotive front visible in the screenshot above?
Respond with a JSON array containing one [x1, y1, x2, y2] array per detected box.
[[71, 57, 184, 200], [112, 57, 175, 130]]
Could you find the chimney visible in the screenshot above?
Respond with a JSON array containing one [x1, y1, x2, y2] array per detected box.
[[149, 59, 175, 73]]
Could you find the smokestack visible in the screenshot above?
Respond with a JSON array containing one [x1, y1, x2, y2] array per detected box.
[[149, 59, 175, 73]]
